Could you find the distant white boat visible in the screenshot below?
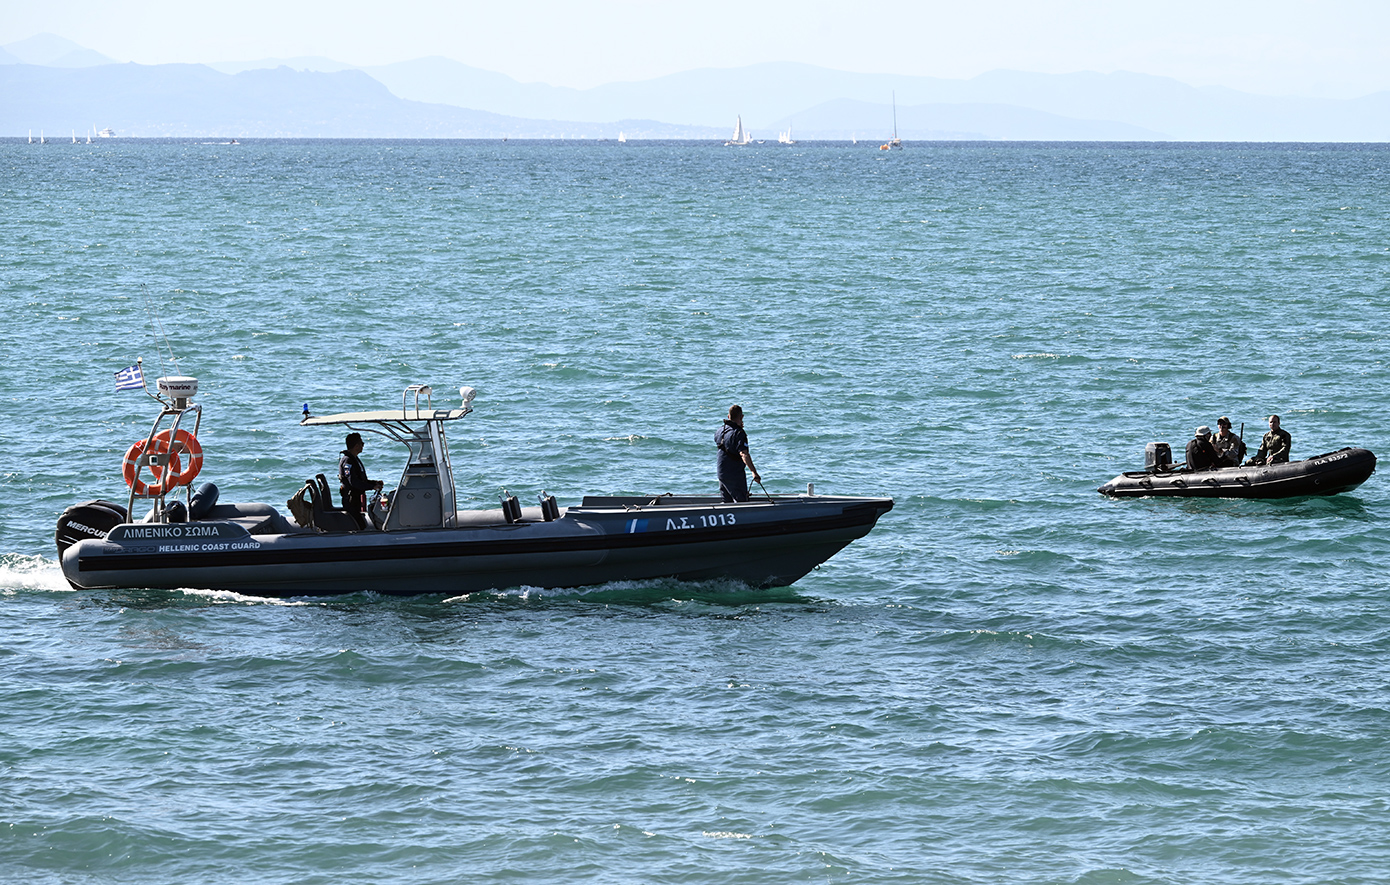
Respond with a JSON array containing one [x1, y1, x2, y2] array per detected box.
[[778, 125, 796, 145], [72, 131, 77, 144], [618, 131, 626, 143], [98, 127, 115, 138], [725, 115, 751, 146]]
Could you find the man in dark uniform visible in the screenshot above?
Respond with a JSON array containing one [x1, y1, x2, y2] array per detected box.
[[339, 432, 384, 528], [1248, 414, 1292, 465], [715, 404, 761, 503], [1185, 425, 1220, 471]]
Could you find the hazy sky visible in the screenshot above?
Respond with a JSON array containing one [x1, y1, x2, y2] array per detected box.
[[5, 0, 1388, 97]]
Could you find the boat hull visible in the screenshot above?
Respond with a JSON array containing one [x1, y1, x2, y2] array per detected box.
[[1098, 447, 1375, 499], [60, 494, 893, 597]]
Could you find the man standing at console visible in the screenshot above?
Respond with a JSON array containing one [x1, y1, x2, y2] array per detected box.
[[339, 432, 385, 528], [715, 404, 761, 503]]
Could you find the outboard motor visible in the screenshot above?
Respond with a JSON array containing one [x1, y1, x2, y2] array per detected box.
[[55, 500, 129, 557], [1145, 442, 1173, 473]]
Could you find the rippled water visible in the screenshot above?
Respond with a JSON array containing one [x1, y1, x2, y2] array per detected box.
[[2, 140, 1389, 884]]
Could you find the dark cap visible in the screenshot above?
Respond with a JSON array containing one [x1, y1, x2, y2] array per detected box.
[[1217, 416, 1231, 427]]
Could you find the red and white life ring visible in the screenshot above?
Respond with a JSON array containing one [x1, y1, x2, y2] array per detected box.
[[120, 429, 202, 496], [122, 436, 181, 496], [154, 428, 203, 488]]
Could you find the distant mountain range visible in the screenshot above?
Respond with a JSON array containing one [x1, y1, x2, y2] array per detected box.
[[4, 33, 1388, 141], [2, 32, 117, 68]]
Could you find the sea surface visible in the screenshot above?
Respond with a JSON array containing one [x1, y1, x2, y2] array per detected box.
[[2, 139, 1389, 884]]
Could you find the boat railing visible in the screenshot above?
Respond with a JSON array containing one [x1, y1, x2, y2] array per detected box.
[[403, 384, 432, 415], [126, 402, 203, 520]]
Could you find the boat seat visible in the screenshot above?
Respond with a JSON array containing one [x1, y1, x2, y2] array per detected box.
[[315, 474, 345, 512], [300, 478, 361, 532]]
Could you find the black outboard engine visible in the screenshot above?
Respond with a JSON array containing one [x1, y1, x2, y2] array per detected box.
[[1145, 442, 1172, 473], [55, 499, 129, 557]]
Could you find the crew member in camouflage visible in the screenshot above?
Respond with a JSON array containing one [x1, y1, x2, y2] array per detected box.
[[1248, 414, 1292, 465], [1212, 416, 1247, 467]]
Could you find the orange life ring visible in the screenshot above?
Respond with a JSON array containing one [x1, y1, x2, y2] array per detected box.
[[122, 436, 183, 496], [154, 428, 203, 488]]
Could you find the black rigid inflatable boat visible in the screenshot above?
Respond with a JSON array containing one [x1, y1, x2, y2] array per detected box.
[[1099, 447, 1376, 499], [57, 377, 894, 596]]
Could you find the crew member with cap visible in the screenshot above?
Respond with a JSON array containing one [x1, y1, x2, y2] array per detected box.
[[339, 432, 385, 529], [1185, 425, 1220, 471], [1248, 414, 1292, 466], [1211, 416, 1247, 467], [715, 404, 761, 503]]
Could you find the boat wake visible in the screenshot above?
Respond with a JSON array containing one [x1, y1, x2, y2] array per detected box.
[[0, 553, 72, 594], [453, 577, 820, 608], [0, 556, 820, 609]]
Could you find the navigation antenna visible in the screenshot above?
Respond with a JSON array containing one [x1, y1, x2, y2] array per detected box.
[[137, 283, 181, 384]]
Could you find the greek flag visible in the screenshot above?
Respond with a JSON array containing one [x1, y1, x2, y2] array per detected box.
[[115, 364, 144, 391]]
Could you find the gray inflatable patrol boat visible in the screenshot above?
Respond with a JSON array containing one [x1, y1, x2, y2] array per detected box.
[[57, 378, 893, 597]]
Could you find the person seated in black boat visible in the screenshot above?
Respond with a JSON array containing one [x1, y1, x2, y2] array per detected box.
[[1247, 414, 1292, 466], [1211, 416, 1247, 467], [1185, 425, 1220, 471], [339, 432, 384, 529], [715, 404, 761, 503]]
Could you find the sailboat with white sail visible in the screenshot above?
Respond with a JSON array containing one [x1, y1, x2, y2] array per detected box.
[[880, 92, 903, 150], [778, 124, 796, 144], [725, 115, 752, 146]]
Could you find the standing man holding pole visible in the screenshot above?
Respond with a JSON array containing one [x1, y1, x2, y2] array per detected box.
[[715, 404, 761, 503]]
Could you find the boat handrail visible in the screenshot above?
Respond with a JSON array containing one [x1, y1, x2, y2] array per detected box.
[[404, 384, 432, 414], [126, 402, 203, 518], [300, 407, 471, 428]]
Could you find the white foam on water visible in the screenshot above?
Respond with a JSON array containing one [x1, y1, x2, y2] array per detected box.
[[0, 554, 73, 594]]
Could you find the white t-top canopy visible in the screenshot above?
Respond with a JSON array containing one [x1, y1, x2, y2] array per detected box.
[[301, 408, 470, 426], [301, 385, 476, 426]]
